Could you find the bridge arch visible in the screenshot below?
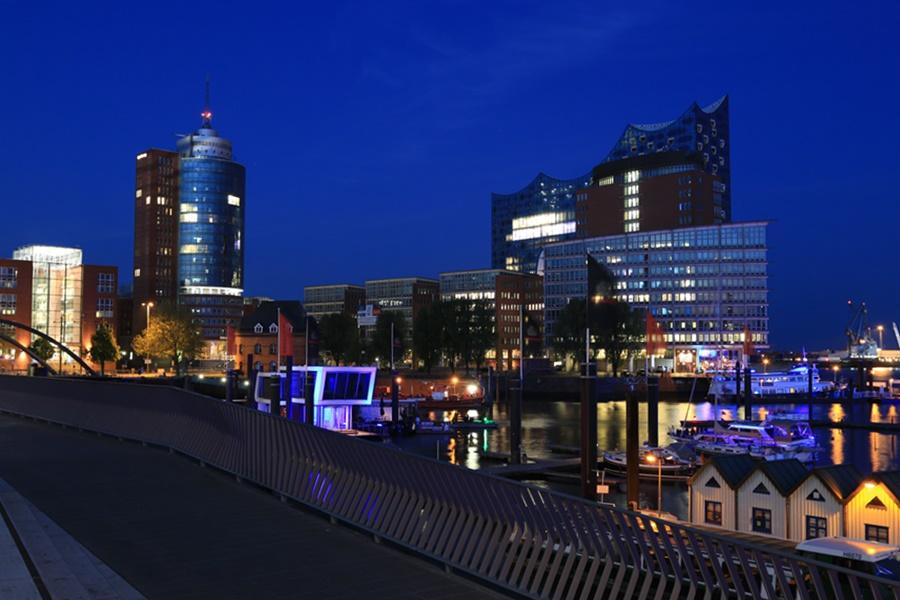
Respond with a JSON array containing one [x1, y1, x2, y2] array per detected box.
[[0, 332, 58, 375], [0, 318, 96, 376]]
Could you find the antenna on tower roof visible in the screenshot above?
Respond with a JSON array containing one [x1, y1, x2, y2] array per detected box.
[[201, 74, 213, 126]]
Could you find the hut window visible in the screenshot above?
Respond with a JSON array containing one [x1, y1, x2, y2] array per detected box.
[[269, 323, 279, 334], [704, 501, 722, 525], [805, 516, 827, 539], [753, 482, 770, 495], [752, 508, 772, 534], [807, 489, 825, 502], [254, 323, 263, 334], [705, 477, 721, 489], [867, 496, 887, 511], [866, 524, 889, 544]]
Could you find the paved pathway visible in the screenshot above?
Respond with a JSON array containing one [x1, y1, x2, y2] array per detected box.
[[0, 415, 504, 599]]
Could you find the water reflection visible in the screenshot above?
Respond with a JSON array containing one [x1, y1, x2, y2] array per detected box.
[[391, 397, 900, 517]]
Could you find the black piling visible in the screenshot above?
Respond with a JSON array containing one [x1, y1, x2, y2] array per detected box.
[[510, 382, 523, 465], [626, 385, 639, 510], [743, 366, 752, 420], [647, 375, 659, 447], [580, 365, 597, 500]]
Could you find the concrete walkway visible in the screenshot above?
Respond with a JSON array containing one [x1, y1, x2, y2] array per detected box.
[[0, 415, 503, 599], [0, 490, 40, 599]]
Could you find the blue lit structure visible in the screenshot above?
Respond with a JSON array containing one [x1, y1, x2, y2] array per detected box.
[[176, 104, 246, 349], [491, 171, 590, 274], [491, 96, 729, 274], [602, 96, 730, 218], [254, 366, 377, 430]]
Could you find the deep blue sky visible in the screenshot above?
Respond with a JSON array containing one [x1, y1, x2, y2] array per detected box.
[[1, 1, 897, 350]]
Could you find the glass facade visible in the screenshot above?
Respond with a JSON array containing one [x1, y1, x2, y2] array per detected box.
[[303, 284, 365, 322], [603, 96, 730, 218], [11, 246, 84, 357], [176, 120, 246, 345], [491, 172, 590, 274], [543, 222, 768, 354]]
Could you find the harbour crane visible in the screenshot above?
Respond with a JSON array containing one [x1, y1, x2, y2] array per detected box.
[[845, 300, 878, 358], [894, 322, 900, 350]]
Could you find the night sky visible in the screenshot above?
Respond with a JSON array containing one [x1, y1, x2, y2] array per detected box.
[[1, 1, 897, 350]]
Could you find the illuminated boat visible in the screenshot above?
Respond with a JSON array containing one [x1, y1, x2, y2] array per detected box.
[[708, 365, 834, 397]]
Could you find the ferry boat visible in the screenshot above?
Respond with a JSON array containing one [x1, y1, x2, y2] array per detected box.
[[708, 365, 834, 397]]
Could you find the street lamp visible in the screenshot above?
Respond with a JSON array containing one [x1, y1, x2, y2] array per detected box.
[[646, 452, 663, 517], [877, 325, 884, 350], [762, 357, 770, 373], [451, 375, 459, 396], [832, 364, 840, 383], [141, 301, 155, 328]]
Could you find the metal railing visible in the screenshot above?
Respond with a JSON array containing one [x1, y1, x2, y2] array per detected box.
[[0, 375, 897, 600]]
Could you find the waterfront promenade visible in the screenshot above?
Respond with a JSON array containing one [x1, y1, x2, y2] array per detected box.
[[0, 415, 501, 599], [1, 375, 897, 599]]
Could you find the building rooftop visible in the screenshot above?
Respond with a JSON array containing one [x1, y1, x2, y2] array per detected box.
[[693, 454, 758, 489], [239, 300, 306, 333], [758, 459, 809, 495], [812, 464, 863, 501]]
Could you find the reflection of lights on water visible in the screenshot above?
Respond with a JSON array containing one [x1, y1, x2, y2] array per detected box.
[[828, 403, 845, 422], [447, 437, 457, 465], [871, 404, 883, 424]]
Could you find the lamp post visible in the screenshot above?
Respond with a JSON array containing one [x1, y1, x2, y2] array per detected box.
[[141, 301, 154, 329], [646, 451, 662, 517], [877, 325, 884, 350], [762, 357, 770, 373]]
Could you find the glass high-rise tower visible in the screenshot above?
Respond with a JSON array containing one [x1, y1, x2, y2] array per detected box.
[[177, 102, 246, 353]]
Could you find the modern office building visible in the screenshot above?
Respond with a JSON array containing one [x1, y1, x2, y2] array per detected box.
[[491, 172, 591, 274], [439, 269, 543, 370], [0, 246, 117, 373], [303, 284, 365, 322], [132, 148, 179, 332], [176, 101, 246, 357], [364, 277, 438, 345], [576, 151, 727, 238], [491, 96, 729, 275], [543, 222, 768, 371]]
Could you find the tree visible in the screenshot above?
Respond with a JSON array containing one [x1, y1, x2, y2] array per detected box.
[[132, 308, 202, 375], [468, 303, 494, 371], [441, 299, 471, 372], [29, 337, 55, 363], [318, 312, 359, 366], [372, 311, 407, 367], [413, 303, 444, 373], [593, 301, 643, 377], [89, 323, 119, 376], [552, 298, 586, 370]]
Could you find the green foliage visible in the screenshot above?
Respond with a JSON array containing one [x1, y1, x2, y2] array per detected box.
[[372, 311, 407, 367], [132, 307, 202, 375], [552, 294, 643, 375], [318, 312, 359, 366], [552, 298, 587, 369], [413, 303, 443, 372], [89, 323, 119, 376], [468, 303, 494, 371], [28, 337, 55, 362]]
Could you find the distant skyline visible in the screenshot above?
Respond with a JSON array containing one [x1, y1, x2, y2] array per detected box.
[[1, 1, 897, 350]]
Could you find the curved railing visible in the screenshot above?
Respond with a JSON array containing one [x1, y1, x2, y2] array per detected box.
[[0, 375, 896, 599]]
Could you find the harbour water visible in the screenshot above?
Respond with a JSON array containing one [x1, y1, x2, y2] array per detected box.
[[391, 397, 900, 519]]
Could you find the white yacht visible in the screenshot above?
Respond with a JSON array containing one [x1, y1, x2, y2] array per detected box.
[[708, 365, 834, 397]]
